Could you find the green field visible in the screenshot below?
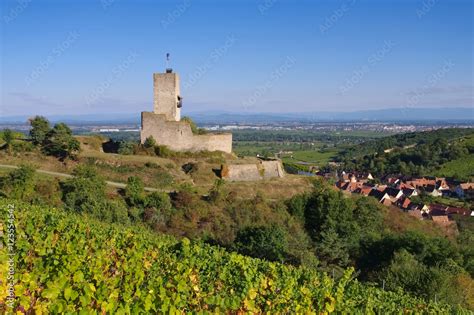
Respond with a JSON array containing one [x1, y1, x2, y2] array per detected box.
[[282, 149, 341, 165]]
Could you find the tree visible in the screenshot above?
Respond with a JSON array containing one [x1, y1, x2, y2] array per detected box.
[[233, 225, 288, 262], [2, 129, 15, 154], [118, 141, 135, 155], [43, 123, 80, 159], [124, 176, 145, 207], [316, 228, 350, 267], [62, 165, 107, 214], [29, 116, 51, 145], [143, 136, 156, 148], [140, 192, 172, 228], [0, 165, 36, 199], [145, 191, 172, 212], [285, 193, 309, 222], [379, 249, 427, 294], [107, 199, 130, 225]]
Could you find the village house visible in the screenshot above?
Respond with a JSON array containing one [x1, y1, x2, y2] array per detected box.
[[339, 171, 373, 183], [455, 183, 474, 199], [355, 186, 373, 197], [369, 190, 392, 206], [424, 184, 443, 197], [334, 171, 473, 226], [384, 187, 404, 202], [397, 196, 412, 210]]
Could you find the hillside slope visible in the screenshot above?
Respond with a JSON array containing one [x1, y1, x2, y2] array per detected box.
[[0, 199, 464, 314], [339, 128, 474, 179]]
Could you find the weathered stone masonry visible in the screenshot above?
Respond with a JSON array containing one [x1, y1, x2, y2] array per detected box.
[[141, 112, 232, 153], [221, 159, 285, 181], [140, 70, 232, 153]]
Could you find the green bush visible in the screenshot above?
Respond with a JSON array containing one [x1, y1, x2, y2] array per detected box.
[[117, 141, 135, 155], [145, 191, 172, 213], [42, 123, 80, 159], [233, 225, 288, 262], [62, 165, 107, 214], [29, 115, 51, 145], [154, 145, 173, 157], [1, 129, 15, 153], [143, 136, 156, 148], [154, 170, 174, 188], [124, 176, 145, 207], [12, 141, 34, 153], [0, 165, 36, 200]]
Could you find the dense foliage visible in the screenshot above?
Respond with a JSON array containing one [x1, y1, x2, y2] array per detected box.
[[29, 116, 50, 145], [27, 116, 80, 159], [0, 199, 466, 314], [339, 128, 473, 159], [339, 128, 474, 179], [1, 164, 473, 310]]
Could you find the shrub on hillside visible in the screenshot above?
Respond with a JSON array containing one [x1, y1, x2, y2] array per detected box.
[[145, 191, 172, 212], [12, 141, 34, 153], [171, 189, 197, 210], [32, 179, 62, 207], [0, 165, 36, 200], [117, 141, 135, 155], [233, 225, 288, 262], [29, 115, 51, 145], [1, 129, 15, 154], [154, 145, 173, 157], [124, 176, 145, 207], [62, 165, 107, 214], [107, 199, 130, 225], [208, 179, 228, 203], [42, 123, 80, 159], [143, 136, 156, 148]]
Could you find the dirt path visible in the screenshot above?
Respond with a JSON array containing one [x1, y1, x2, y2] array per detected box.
[[0, 164, 164, 192]]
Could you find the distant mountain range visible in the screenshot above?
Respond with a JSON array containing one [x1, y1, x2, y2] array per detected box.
[[1, 107, 473, 124]]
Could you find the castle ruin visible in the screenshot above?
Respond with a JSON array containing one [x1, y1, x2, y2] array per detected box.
[[140, 69, 232, 153]]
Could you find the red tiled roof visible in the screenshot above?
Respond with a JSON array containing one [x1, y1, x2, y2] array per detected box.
[[401, 198, 411, 209], [358, 186, 373, 196], [459, 183, 474, 190]]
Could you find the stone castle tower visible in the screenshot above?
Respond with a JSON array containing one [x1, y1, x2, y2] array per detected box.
[[153, 71, 181, 121], [140, 69, 232, 153]]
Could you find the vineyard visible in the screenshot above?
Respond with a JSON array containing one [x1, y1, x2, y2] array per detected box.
[[0, 199, 467, 314]]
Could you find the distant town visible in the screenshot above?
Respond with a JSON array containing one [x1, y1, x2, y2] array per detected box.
[[1, 120, 473, 135]]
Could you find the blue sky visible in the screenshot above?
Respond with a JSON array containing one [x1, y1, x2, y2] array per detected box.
[[1, 0, 473, 116]]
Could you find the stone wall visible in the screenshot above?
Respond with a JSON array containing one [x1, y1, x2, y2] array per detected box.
[[261, 160, 285, 179], [221, 159, 285, 181], [221, 164, 262, 182], [140, 112, 232, 153]]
